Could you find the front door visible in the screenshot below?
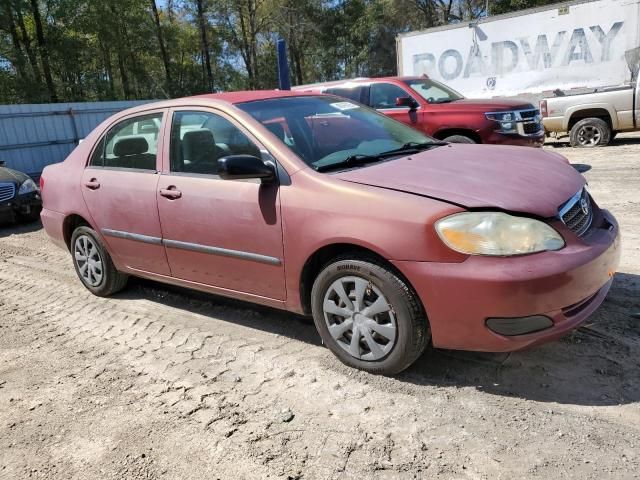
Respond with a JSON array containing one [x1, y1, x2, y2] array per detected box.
[[156, 109, 286, 300], [81, 111, 171, 276], [370, 82, 422, 128]]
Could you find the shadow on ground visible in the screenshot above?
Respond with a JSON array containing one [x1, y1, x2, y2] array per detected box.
[[0, 219, 42, 238], [116, 268, 640, 408], [546, 135, 640, 148]]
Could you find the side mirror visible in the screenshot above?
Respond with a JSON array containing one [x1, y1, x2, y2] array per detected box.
[[395, 97, 418, 110], [218, 155, 276, 182]]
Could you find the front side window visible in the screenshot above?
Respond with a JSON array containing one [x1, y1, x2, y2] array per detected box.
[[238, 96, 438, 171], [369, 83, 415, 109], [90, 113, 162, 170], [170, 111, 261, 175], [405, 78, 464, 104]]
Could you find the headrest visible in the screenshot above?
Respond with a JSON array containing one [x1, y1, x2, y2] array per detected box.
[[183, 129, 215, 147], [265, 122, 285, 140], [113, 137, 149, 157]]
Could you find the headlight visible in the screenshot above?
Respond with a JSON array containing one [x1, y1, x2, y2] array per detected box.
[[18, 178, 38, 195], [485, 111, 518, 134], [435, 212, 564, 256]]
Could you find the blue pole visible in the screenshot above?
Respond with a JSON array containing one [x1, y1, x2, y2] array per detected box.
[[277, 39, 291, 90]]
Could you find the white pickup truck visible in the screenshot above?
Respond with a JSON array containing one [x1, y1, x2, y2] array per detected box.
[[541, 75, 640, 147]]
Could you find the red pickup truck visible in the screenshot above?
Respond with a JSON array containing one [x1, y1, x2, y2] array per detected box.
[[295, 76, 544, 147]]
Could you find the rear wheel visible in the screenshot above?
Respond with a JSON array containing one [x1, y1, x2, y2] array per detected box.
[[569, 118, 611, 147], [71, 226, 128, 296], [311, 256, 429, 375], [442, 134, 475, 144]]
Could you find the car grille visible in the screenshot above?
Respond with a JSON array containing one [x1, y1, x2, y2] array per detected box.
[[523, 122, 542, 134], [559, 188, 593, 236], [0, 182, 16, 203]]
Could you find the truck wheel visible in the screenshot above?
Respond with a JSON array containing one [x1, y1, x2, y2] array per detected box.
[[71, 226, 128, 297], [569, 118, 611, 147], [443, 135, 475, 144], [311, 255, 430, 375]]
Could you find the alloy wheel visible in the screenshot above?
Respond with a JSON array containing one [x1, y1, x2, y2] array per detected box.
[[322, 276, 397, 361], [74, 234, 104, 287], [577, 125, 602, 146]]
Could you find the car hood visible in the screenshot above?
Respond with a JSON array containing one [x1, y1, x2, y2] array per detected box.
[[440, 98, 535, 111], [0, 167, 29, 185], [334, 144, 584, 218]]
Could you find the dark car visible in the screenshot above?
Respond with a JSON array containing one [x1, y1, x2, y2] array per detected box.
[[0, 160, 42, 223]]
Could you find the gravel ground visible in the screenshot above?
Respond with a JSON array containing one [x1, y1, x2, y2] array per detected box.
[[1, 133, 639, 479]]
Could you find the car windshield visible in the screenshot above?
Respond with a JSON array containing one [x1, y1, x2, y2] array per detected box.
[[237, 95, 438, 171], [404, 79, 464, 104]]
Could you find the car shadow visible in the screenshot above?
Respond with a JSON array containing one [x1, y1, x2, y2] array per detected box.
[[117, 277, 322, 347], [399, 271, 640, 407], [116, 271, 639, 407], [0, 219, 43, 238]]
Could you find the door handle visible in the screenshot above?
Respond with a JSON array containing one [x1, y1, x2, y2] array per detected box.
[[84, 179, 100, 190], [159, 187, 182, 199]]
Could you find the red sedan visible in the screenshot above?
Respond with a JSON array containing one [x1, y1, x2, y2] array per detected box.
[[40, 91, 620, 374]]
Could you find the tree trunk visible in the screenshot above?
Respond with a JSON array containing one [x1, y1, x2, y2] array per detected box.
[[15, 4, 42, 86], [196, 0, 214, 92], [29, 0, 57, 102], [3, 3, 29, 83], [149, 0, 172, 94]]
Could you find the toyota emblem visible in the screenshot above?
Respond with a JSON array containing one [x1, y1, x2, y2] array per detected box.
[[580, 195, 589, 215]]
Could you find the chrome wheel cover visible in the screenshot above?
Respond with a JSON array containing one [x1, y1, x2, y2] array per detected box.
[[577, 125, 602, 146], [323, 276, 397, 361], [74, 234, 104, 287]]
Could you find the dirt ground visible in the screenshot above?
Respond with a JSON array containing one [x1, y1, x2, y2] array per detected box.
[[1, 133, 639, 480]]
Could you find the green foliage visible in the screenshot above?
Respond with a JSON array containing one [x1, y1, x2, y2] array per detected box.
[[0, 0, 559, 103]]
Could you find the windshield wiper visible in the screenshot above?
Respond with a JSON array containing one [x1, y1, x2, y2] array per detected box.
[[315, 154, 383, 172], [315, 141, 449, 172], [377, 141, 448, 156]]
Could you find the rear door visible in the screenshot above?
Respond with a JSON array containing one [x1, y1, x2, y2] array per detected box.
[[156, 108, 286, 300], [81, 110, 171, 275]]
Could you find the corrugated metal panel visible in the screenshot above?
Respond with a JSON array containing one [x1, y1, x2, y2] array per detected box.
[[0, 100, 155, 177]]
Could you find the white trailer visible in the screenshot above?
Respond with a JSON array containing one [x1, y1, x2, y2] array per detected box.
[[397, 0, 640, 98]]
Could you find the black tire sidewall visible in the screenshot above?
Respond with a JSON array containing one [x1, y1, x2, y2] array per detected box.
[[443, 135, 475, 144], [70, 226, 111, 295], [570, 118, 611, 147], [311, 258, 427, 375]]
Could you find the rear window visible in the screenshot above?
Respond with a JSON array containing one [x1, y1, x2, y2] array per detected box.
[[324, 86, 367, 104]]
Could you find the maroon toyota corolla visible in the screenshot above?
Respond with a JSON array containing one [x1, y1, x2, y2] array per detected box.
[[40, 91, 620, 374]]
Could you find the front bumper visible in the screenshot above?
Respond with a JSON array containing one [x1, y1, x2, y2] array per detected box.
[[484, 130, 545, 147], [392, 210, 620, 352], [0, 191, 42, 221]]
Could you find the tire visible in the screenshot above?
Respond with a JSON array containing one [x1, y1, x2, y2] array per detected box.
[[16, 206, 41, 223], [442, 135, 475, 144], [310, 256, 429, 375], [569, 118, 611, 147], [70, 226, 128, 297]]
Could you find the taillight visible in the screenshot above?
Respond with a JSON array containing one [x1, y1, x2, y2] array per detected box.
[[39, 176, 45, 192], [539, 100, 548, 118]]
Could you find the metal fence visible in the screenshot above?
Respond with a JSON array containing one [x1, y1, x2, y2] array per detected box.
[[0, 100, 154, 178]]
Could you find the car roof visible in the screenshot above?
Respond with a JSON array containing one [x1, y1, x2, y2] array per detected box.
[[292, 76, 426, 91], [116, 90, 323, 116]]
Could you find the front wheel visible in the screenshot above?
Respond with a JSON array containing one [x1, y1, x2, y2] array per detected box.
[[442, 134, 475, 144], [311, 256, 429, 375], [71, 226, 128, 297]]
